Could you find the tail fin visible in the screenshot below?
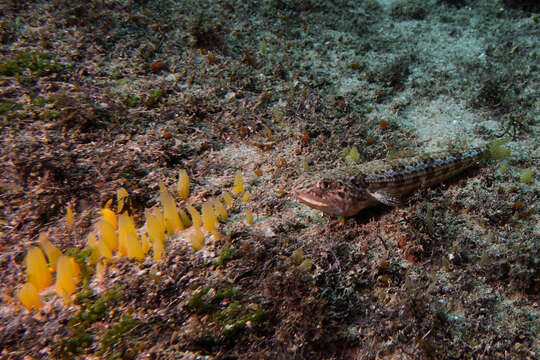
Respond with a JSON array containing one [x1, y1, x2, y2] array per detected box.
[[486, 137, 511, 160]]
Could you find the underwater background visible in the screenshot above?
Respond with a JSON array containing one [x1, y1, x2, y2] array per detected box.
[[0, 1, 538, 359]]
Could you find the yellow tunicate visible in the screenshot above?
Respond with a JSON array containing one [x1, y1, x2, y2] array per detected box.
[[242, 190, 250, 203], [25, 247, 52, 291], [153, 236, 164, 261], [117, 187, 129, 213], [65, 205, 75, 228], [245, 209, 253, 225], [232, 170, 244, 194], [38, 232, 62, 270], [145, 208, 165, 245], [520, 169, 533, 184], [126, 232, 144, 261], [186, 204, 202, 227], [100, 208, 117, 229], [118, 213, 138, 257], [18, 283, 42, 311], [55, 255, 78, 298], [190, 228, 205, 251], [95, 261, 106, 280], [140, 233, 150, 255], [221, 191, 234, 207], [178, 207, 192, 227], [159, 183, 184, 234], [96, 239, 113, 259], [177, 169, 190, 200], [213, 199, 228, 221], [298, 258, 313, 272], [201, 202, 217, 232], [86, 232, 101, 264], [97, 219, 118, 252]]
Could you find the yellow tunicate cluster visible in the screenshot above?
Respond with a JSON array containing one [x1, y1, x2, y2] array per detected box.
[[19, 240, 84, 309], [19, 167, 259, 310]]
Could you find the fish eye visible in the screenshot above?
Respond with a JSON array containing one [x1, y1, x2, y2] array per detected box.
[[319, 179, 330, 189]]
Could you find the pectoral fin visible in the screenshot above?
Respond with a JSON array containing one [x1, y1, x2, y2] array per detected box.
[[368, 190, 402, 206]]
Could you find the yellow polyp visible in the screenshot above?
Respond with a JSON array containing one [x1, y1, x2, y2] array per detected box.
[[118, 213, 137, 257], [177, 169, 190, 200], [56, 284, 71, 305], [100, 208, 117, 229], [70, 258, 81, 284], [66, 205, 75, 229], [232, 170, 244, 194], [97, 219, 118, 252], [96, 239, 113, 259], [242, 190, 250, 203], [126, 232, 144, 261], [221, 191, 234, 207], [87, 232, 97, 246], [25, 247, 52, 291], [95, 261, 106, 280], [140, 233, 150, 255], [186, 204, 202, 227], [117, 187, 129, 213], [178, 208, 192, 227], [153, 237, 164, 261], [86, 232, 100, 264], [213, 199, 228, 221], [38, 232, 62, 270], [104, 198, 113, 209], [18, 283, 42, 311], [145, 208, 165, 245], [201, 202, 217, 232], [56, 255, 77, 297], [159, 182, 184, 234], [245, 209, 253, 225], [190, 228, 205, 251], [520, 169, 533, 184]]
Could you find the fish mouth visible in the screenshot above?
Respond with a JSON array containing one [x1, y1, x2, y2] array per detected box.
[[293, 189, 329, 208]]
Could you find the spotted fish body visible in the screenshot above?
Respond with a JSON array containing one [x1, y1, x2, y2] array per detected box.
[[293, 140, 509, 217]]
